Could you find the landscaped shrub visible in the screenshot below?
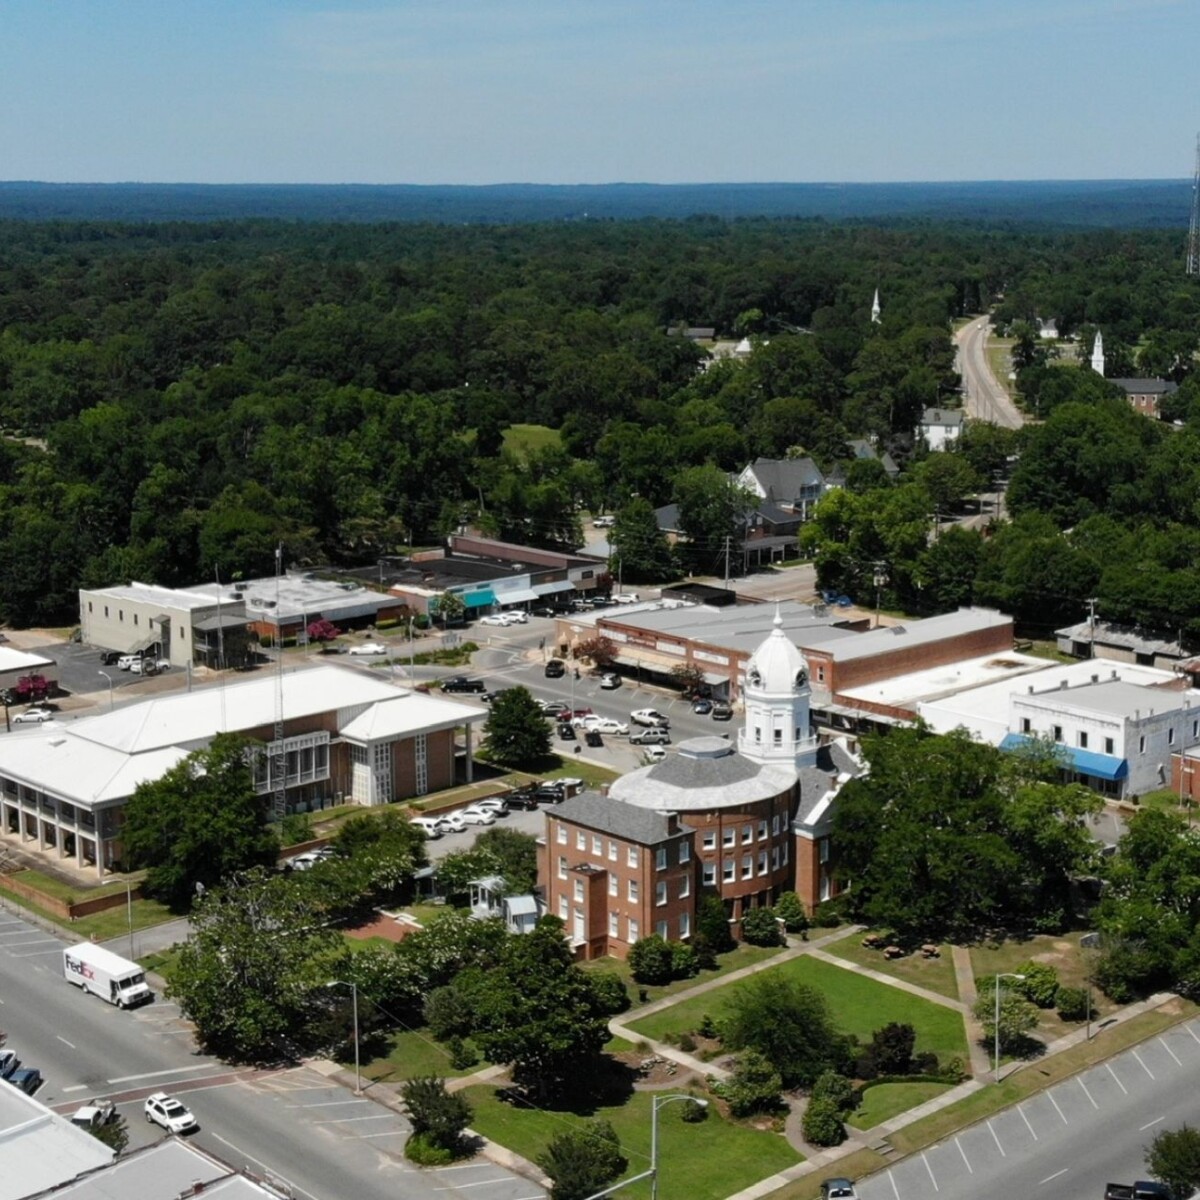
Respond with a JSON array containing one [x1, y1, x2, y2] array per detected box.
[[811, 1071, 856, 1112], [697, 894, 736, 953], [376, 618, 399, 630], [1014, 961, 1060, 1008], [722, 1049, 783, 1117], [698, 1013, 719, 1039], [812, 898, 845, 928], [447, 1036, 479, 1071], [670, 940, 698, 979], [537, 1119, 628, 1200], [588, 971, 630, 1015], [801, 1097, 846, 1147], [628, 934, 674, 985], [775, 891, 810, 935], [740, 906, 784, 946], [681, 1097, 708, 1123], [867, 1022, 915, 1075], [401, 1076, 472, 1158], [1054, 985, 1089, 1022], [678, 1033, 697, 1052], [405, 1131, 455, 1166]]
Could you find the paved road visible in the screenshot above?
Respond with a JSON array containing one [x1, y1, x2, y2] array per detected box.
[[859, 1014, 1200, 1200], [956, 317, 1025, 429], [0, 907, 542, 1200]]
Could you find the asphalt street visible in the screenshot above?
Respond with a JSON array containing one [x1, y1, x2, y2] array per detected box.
[[858, 1015, 1200, 1200], [955, 316, 1026, 430], [0, 906, 543, 1200]]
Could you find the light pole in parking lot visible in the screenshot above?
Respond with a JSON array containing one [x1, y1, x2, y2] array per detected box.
[[326, 979, 361, 1094], [98, 671, 114, 712], [994, 972, 1026, 1082]]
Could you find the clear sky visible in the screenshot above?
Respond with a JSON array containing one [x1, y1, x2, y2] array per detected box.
[[2, 0, 1196, 184]]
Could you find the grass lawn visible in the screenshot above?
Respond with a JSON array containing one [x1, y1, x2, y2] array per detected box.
[[1136, 789, 1193, 815], [358, 1026, 479, 1083], [503, 424, 562, 459], [583, 943, 785, 1010], [827, 936, 959, 1001], [628, 955, 966, 1063], [968, 932, 1113, 1043], [985, 337, 1015, 397], [141, 946, 184, 981], [1, 868, 139, 903], [465, 1084, 800, 1200], [502, 759, 621, 790], [847, 1080, 955, 1130], [0, 878, 176, 940]]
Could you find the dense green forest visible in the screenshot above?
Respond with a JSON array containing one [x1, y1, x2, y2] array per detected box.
[[0, 216, 1197, 639]]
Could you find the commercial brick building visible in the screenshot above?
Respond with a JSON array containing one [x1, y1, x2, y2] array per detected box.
[[540, 609, 861, 959]]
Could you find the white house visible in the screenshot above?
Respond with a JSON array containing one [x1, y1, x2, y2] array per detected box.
[[918, 408, 965, 452]]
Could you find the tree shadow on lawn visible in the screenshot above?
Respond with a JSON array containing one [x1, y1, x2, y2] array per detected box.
[[976, 1032, 1046, 1065], [498, 1054, 638, 1115]]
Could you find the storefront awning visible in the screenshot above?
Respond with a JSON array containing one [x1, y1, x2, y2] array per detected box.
[[498, 589, 539, 605], [701, 671, 728, 686], [534, 581, 574, 595], [461, 590, 496, 609], [999, 733, 1128, 781]]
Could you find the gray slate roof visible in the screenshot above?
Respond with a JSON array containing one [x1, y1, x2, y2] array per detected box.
[[1056, 619, 1183, 658], [743, 457, 826, 501], [555, 793, 681, 844], [1109, 378, 1178, 396], [796, 742, 861, 826], [920, 408, 965, 428]]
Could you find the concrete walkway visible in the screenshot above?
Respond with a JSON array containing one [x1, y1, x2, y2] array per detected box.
[[807, 948, 967, 1012], [951, 945, 993, 1079]]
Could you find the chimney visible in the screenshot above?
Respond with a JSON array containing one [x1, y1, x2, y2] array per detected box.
[[1091, 674, 1099, 683], [599, 783, 610, 797]]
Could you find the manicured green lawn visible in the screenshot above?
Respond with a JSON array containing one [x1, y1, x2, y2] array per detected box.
[[847, 1080, 955, 1130], [358, 1026, 479, 1083], [828, 935, 960, 1000], [628, 955, 967, 1062], [465, 1084, 800, 1200], [583, 943, 785, 1010], [2, 868, 137, 903], [141, 946, 184, 981], [0, 878, 176, 940], [502, 423, 562, 459]]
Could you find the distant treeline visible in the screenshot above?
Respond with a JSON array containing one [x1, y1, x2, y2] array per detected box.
[[0, 179, 1190, 227]]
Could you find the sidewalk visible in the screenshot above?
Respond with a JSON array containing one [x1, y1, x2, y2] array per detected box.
[[951, 944, 993, 1079]]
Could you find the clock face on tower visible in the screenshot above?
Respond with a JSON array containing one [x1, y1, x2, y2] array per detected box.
[[747, 665, 762, 688], [794, 668, 808, 690]]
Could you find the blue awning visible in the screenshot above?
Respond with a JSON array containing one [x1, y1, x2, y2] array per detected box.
[[461, 589, 496, 609], [1000, 733, 1128, 781]]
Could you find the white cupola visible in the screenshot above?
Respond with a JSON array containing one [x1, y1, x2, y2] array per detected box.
[[738, 605, 819, 768]]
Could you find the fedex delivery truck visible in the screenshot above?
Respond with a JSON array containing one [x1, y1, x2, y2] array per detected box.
[[63, 943, 153, 1008]]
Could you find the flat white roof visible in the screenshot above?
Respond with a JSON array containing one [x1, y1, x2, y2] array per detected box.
[[0, 1086, 114, 1200], [81, 581, 218, 612], [185, 574, 393, 623], [919, 660, 1181, 745], [0, 646, 55, 673], [805, 607, 1010, 663], [838, 651, 1047, 711], [1018, 678, 1192, 720], [341, 692, 488, 741]]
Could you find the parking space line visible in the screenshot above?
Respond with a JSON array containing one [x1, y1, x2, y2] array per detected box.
[[1077, 1077, 1099, 1109], [888, 1169, 901, 1200], [954, 1136, 973, 1174], [436, 1164, 506, 1172], [920, 1154, 939, 1192], [1018, 1104, 1038, 1140], [1158, 1036, 1183, 1066], [435, 1180, 516, 1190], [310, 1114, 396, 1125], [1039, 1168, 1069, 1185], [357, 1130, 409, 1139], [1132, 1049, 1156, 1080], [1106, 1063, 1128, 1095], [1047, 1092, 1069, 1125], [285, 1099, 372, 1108], [1186, 1024, 1200, 1048], [1141, 1116, 1165, 1132], [987, 1119, 1006, 1156]]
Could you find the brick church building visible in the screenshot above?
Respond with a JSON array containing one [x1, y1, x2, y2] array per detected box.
[[539, 609, 861, 960]]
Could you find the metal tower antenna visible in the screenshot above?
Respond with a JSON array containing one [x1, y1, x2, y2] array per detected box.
[[271, 545, 287, 821], [1188, 133, 1200, 277]]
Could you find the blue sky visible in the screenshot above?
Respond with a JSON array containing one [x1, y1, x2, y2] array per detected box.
[[1, 0, 1196, 184]]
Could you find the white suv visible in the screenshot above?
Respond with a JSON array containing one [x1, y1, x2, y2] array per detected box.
[[144, 1092, 198, 1134], [409, 816, 443, 839]]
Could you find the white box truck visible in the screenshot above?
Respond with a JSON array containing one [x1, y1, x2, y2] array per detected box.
[[63, 943, 153, 1008]]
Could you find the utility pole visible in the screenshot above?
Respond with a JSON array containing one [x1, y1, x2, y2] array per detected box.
[[271, 545, 287, 821], [872, 562, 888, 629], [1086, 597, 1099, 660], [723, 535, 732, 589]]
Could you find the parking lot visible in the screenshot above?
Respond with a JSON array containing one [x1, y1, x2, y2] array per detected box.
[[858, 1016, 1200, 1200]]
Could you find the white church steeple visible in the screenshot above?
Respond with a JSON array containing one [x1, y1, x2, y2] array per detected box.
[[738, 605, 819, 769], [870, 287, 881, 324], [1091, 330, 1105, 376]]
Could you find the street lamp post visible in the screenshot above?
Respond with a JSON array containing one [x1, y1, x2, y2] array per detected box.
[[98, 670, 114, 712], [326, 979, 361, 1095], [651, 1094, 707, 1200], [994, 972, 1026, 1082]]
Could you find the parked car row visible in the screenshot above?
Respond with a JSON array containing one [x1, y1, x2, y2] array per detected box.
[[479, 611, 528, 627], [410, 797, 510, 839], [505, 777, 583, 808], [286, 846, 337, 871], [0, 1045, 43, 1095]]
